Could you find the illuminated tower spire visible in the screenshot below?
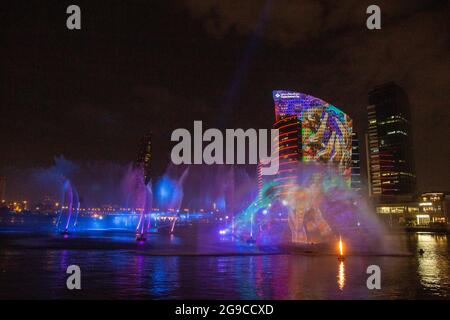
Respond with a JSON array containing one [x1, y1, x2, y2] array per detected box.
[[136, 133, 152, 185]]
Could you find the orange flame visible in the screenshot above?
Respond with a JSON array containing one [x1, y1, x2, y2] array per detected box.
[[339, 236, 344, 256]]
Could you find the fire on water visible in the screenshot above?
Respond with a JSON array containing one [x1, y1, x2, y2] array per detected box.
[[338, 236, 345, 261]]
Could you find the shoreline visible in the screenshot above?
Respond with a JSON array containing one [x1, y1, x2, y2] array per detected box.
[[386, 226, 450, 234]]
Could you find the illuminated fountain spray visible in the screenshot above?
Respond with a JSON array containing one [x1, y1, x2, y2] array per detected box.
[[145, 183, 154, 232], [56, 177, 80, 236], [135, 182, 152, 241], [222, 180, 278, 243], [162, 167, 189, 212], [229, 163, 383, 252], [286, 174, 334, 244], [154, 167, 189, 235], [121, 164, 150, 241], [130, 165, 190, 241], [281, 163, 383, 251]]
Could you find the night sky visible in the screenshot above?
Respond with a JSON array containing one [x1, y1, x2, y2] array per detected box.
[[1, 0, 449, 197]]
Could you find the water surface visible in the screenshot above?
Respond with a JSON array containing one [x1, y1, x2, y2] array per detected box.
[[0, 231, 449, 299]]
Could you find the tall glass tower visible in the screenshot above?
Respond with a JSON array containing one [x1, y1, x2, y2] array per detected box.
[[366, 82, 416, 198]]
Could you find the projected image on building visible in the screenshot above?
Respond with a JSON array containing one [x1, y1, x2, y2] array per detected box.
[[273, 90, 353, 182]]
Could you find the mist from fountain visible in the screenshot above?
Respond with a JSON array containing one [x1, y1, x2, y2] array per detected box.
[[154, 166, 189, 212], [228, 163, 385, 253], [136, 182, 153, 235], [56, 177, 80, 233]]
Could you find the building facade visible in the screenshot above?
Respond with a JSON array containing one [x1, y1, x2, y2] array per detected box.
[[272, 115, 302, 197], [271, 90, 353, 192], [376, 192, 450, 227], [351, 131, 362, 192], [366, 83, 416, 199]]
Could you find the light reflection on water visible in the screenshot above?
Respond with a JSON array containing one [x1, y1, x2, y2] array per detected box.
[[338, 261, 345, 291], [416, 233, 450, 297], [0, 232, 449, 299]]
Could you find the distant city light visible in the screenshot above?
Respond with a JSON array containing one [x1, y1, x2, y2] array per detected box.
[[419, 202, 432, 206]]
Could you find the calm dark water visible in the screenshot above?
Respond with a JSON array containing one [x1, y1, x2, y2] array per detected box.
[[0, 231, 449, 299]]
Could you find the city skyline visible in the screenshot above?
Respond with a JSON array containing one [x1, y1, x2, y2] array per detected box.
[[2, 1, 449, 195], [1, 0, 449, 303], [1, 80, 448, 204]]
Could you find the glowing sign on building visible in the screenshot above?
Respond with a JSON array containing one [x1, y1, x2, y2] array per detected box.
[[272, 90, 353, 181]]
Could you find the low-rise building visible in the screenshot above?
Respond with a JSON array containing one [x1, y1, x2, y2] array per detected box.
[[376, 192, 449, 227]]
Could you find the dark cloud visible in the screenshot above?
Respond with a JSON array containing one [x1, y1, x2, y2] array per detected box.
[[181, 0, 431, 45], [182, 0, 450, 191], [1, 0, 448, 198]]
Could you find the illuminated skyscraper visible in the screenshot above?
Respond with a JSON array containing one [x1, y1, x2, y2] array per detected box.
[[366, 83, 416, 198], [272, 115, 301, 196], [351, 131, 362, 192], [136, 133, 152, 185], [271, 90, 353, 194]]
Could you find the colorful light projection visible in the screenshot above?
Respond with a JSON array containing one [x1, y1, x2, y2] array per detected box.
[[231, 163, 382, 249], [273, 90, 353, 184]]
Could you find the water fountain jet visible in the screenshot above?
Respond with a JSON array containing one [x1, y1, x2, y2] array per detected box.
[[56, 177, 80, 236]]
